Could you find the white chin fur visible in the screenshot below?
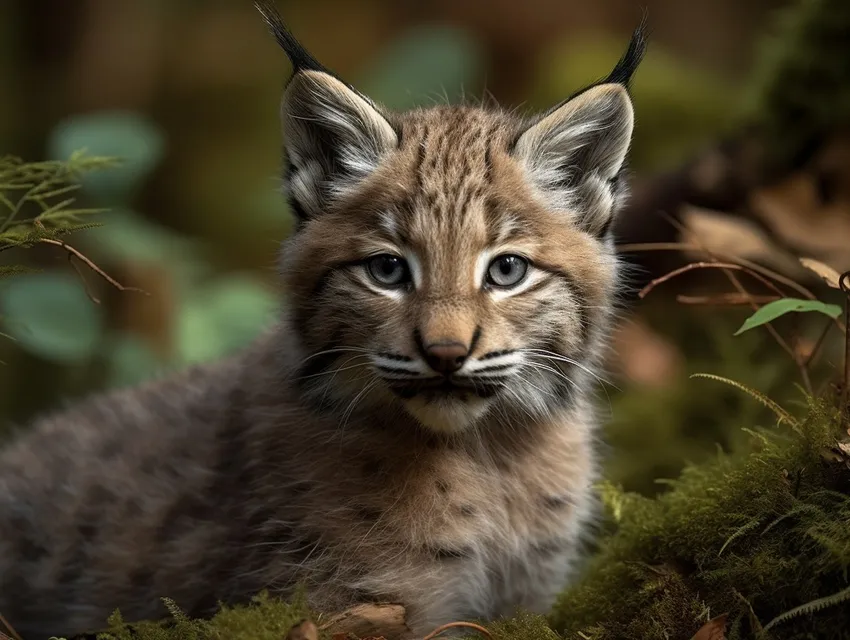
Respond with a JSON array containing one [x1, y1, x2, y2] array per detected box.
[[403, 396, 492, 434]]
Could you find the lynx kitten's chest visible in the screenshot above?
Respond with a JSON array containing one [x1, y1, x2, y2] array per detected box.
[[301, 412, 597, 632]]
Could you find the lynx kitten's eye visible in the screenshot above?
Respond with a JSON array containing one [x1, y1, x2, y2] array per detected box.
[[367, 254, 411, 287], [487, 255, 528, 288]]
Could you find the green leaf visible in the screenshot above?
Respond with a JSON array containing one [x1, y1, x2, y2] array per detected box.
[[47, 112, 165, 203], [734, 298, 842, 335], [0, 272, 104, 363], [103, 333, 162, 388], [176, 274, 277, 365], [358, 26, 484, 110]]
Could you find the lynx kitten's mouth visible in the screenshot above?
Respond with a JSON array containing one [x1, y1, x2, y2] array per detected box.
[[386, 376, 505, 401], [401, 391, 494, 433]]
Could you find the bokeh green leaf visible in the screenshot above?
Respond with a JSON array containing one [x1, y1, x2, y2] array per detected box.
[[0, 272, 104, 363], [359, 26, 484, 110], [176, 274, 277, 365], [47, 112, 165, 203]]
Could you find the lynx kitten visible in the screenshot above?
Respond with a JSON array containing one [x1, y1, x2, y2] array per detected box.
[[0, 3, 646, 637]]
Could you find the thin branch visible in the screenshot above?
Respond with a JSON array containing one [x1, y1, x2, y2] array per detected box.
[[676, 293, 781, 305], [39, 238, 147, 297], [0, 612, 23, 640], [803, 318, 834, 369], [640, 262, 780, 300], [68, 251, 101, 304], [618, 241, 823, 302]]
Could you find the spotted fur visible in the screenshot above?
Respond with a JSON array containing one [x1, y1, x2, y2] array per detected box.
[[0, 4, 646, 638]]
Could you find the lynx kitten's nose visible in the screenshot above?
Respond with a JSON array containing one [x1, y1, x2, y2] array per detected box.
[[425, 342, 469, 374]]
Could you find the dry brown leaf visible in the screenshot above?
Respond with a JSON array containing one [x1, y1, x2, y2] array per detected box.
[[690, 614, 728, 640], [321, 604, 413, 640], [610, 319, 683, 387], [799, 257, 843, 289], [286, 618, 319, 640]]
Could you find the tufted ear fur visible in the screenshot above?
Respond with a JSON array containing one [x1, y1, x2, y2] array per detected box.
[[254, 1, 397, 219], [514, 23, 647, 237], [281, 71, 397, 218]]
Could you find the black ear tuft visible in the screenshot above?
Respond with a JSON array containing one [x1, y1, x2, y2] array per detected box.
[[603, 13, 649, 88], [254, 0, 329, 74]]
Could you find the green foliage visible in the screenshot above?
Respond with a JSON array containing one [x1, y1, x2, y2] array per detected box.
[[735, 298, 843, 336], [0, 129, 277, 377], [359, 26, 485, 111], [0, 152, 117, 363], [48, 112, 165, 204], [551, 399, 850, 640], [0, 152, 115, 251], [0, 272, 105, 364], [175, 274, 278, 365], [80, 591, 319, 640], [483, 612, 563, 640]]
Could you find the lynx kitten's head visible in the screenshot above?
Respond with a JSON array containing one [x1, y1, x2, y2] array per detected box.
[[256, 2, 646, 434]]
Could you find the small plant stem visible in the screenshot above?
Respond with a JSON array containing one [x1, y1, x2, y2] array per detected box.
[[639, 262, 781, 299], [841, 271, 850, 427], [803, 318, 834, 369], [38, 238, 147, 296], [422, 621, 493, 639], [677, 293, 781, 305]]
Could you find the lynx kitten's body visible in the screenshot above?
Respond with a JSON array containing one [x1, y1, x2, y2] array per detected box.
[[0, 4, 646, 638]]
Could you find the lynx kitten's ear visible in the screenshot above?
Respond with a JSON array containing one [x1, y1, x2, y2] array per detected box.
[[254, 1, 397, 219], [515, 22, 648, 237]]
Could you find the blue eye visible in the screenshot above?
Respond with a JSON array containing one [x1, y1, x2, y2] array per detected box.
[[487, 255, 528, 287], [367, 254, 411, 287]]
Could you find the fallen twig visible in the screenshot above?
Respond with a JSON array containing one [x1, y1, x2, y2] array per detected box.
[[0, 612, 23, 640], [422, 621, 493, 640]]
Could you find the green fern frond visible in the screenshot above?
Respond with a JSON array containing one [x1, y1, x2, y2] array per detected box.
[[0, 153, 115, 289], [719, 516, 765, 555], [760, 503, 823, 536], [690, 373, 801, 432], [161, 598, 190, 623], [763, 585, 850, 631], [0, 265, 37, 278]]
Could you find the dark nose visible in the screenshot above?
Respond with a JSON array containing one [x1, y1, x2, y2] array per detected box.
[[425, 342, 469, 374]]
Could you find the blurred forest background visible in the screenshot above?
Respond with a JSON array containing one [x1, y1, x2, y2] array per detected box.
[[1, 0, 848, 497]]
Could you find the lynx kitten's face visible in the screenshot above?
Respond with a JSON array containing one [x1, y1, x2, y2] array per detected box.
[[259, 5, 645, 433]]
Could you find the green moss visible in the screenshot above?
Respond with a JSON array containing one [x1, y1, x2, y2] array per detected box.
[[86, 591, 321, 640], [552, 399, 850, 640]]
